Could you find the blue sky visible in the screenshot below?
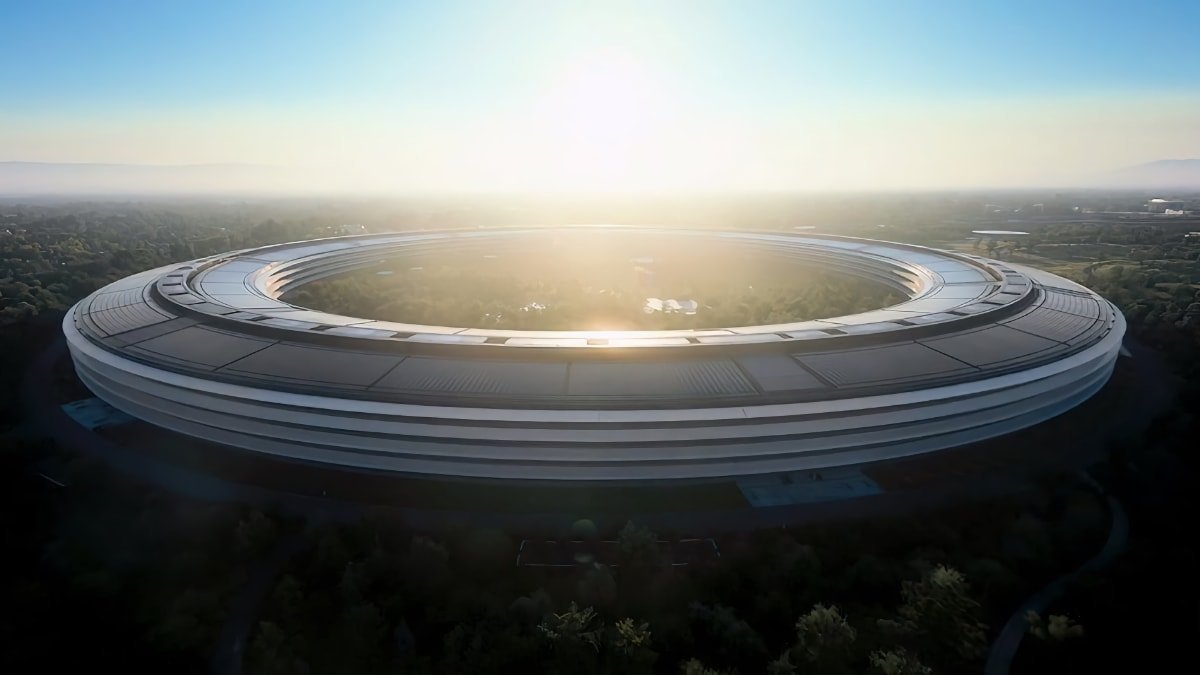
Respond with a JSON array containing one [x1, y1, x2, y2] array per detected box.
[[3, 0, 1198, 190]]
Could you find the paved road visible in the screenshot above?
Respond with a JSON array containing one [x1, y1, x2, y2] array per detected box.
[[984, 474, 1129, 675], [982, 338, 1172, 675]]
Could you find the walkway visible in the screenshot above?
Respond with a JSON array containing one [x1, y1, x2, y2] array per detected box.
[[983, 474, 1129, 675], [982, 338, 1174, 674]]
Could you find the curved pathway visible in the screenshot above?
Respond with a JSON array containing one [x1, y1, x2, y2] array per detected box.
[[983, 473, 1129, 675], [983, 338, 1174, 674]]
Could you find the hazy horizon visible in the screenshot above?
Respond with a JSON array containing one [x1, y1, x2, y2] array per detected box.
[[4, 0, 1199, 194]]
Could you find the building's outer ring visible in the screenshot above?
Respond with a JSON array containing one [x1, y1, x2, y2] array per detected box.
[[64, 227, 1125, 481]]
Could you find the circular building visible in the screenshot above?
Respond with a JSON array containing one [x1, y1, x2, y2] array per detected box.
[[64, 227, 1124, 482]]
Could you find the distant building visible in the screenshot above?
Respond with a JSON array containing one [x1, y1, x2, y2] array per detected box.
[[643, 297, 698, 315], [631, 256, 656, 289], [1148, 198, 1185, 213]]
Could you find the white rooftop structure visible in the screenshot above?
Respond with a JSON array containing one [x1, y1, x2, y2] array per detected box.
[[65, 226, 1124, 482]]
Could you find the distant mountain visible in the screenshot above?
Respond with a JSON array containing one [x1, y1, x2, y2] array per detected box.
[[1095, 159, 1200, 190], [0, 161, 311, 196]]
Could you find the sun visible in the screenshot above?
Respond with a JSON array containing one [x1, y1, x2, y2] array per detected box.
[[545, 49, 663, 141], [525, 48, 676, 191]]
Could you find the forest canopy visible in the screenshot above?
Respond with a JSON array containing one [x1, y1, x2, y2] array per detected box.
[[283, 249, 904, 330]]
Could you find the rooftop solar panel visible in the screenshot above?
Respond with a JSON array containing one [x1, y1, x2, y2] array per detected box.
[[567, 360, 757, 397], [922, 325, 1060, 367], [134, 326, 275, 368], [1040, 290, 1102, 319], [1003, 309, 1100, 344], [798, 343, 972, 387], [222, 343, 402, 386], [86, 304, 173, 337], [375, 357, 568, 395], [735, 354, 828, 392]]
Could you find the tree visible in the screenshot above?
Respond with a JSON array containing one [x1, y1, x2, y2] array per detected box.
[[766, 651, 796, 674], [795, 604, 857, 673], [538, 602, 603, 652], [537, 602, 606, 675], [148, 588, 222, 652], [393, 618, 416, 659], [271, 574, 305, 619], [879, 566, 987, 671], [611, 617, 656, 673], [510, 588, 554, 625], [403, 535, 451, 598], [869, 648, 932, 675], [1026, 611, 1084, 641], [247, 621, 308, 675], [333, 602, 387, 672], [680, 658, 725, 675], [617, 520, 661, 570], [577, 563, 617, 609], [770, 604, 857, 675], [688, 602, 768, 669], [612, 617, 652, 654], [1023, 611, 1085, 672], [452, 528, 515, 582], [311, 525, 350, 582]]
